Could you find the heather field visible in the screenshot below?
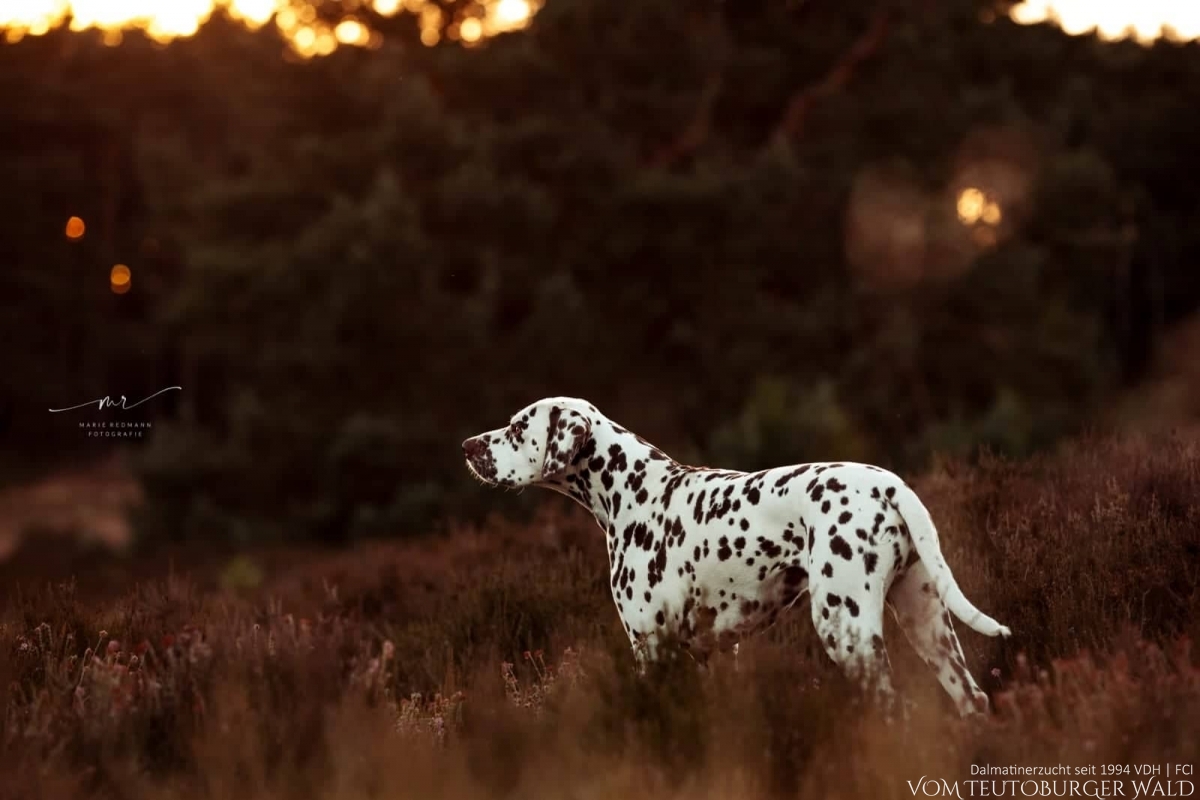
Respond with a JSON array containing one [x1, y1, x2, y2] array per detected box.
[[2, 431, 1199, 800]]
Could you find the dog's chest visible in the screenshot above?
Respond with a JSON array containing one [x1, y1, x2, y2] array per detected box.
[[606, 504, 812, 638]]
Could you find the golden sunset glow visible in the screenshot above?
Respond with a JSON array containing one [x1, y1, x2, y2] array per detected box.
[[1008, 1, 1200, 44], [0, 0, 542, 56], [65, 216, 86, 240], [12, 2, 1191, 58], [110, 264, 131, 294]]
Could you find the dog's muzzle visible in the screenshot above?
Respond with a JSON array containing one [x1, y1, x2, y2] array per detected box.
[[462, 436, 497, 482]]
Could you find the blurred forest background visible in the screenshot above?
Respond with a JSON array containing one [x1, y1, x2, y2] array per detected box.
[[3, 0, 1200, 551]]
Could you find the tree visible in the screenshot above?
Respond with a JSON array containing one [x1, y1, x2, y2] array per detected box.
[[4, 0, 1199, 541]]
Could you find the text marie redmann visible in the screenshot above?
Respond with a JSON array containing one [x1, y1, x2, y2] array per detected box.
[[909, 764, 1195, 799], [79, 421, 153, 438]]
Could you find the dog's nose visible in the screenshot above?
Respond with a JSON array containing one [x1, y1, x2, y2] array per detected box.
[[462, 437, 484, 459]]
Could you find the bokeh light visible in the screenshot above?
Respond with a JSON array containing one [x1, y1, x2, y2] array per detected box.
[[492, 0, 530, 28], [946, 124, 1037, 260], [1008, 1, 1200, 44], [334, 18, 368, 46], [460, 16, 482, 44], [0, 0, 543, 56], [65, 216, 86, 240], [844, 165, 930, 288], [981, 201, 1002, 226], [956, 188, 1003, 227], [110, 264, 132, 294], [846, 125, 1038, 287], [957, 188, 1003, 251], [972, 226, 999, 249]]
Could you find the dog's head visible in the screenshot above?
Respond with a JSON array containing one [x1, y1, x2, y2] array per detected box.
[[462, 397, 596, 488]]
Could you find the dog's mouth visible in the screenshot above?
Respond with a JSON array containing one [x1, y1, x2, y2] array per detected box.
[[465, 456, 526, 491], [464, 456, 498, 485]]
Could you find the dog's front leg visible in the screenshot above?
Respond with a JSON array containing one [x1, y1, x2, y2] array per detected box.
[[631, 631, 661, 675]]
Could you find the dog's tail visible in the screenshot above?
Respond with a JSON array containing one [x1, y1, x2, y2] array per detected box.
[[888, 484, 1011, 639]]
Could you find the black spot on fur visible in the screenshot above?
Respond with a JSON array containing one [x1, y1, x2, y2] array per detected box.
[[830, 535, 853, 560], [717, 537, 732, 561], [773, 465, 810, 487]]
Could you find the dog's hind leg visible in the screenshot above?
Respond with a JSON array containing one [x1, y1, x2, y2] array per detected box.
[[888, 560, 989, 716], [810, 582, 896, 714]]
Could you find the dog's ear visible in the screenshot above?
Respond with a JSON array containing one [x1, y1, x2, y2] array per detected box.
[[541, 406, 592, 479]]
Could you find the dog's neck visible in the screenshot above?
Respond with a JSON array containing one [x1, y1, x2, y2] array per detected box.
[[543, 419, 681, 532]]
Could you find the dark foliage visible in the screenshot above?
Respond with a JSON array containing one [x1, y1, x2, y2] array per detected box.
[[3, 1, 1200, 544]]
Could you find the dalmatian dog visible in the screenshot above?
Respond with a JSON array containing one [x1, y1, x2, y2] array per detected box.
[[462, 397, 1010, 715]]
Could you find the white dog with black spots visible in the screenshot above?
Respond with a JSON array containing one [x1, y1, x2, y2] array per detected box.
[[463, 397, 1010, 715]]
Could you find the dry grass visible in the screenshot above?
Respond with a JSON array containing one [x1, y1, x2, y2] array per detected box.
[[3, 430, 1200, 800]]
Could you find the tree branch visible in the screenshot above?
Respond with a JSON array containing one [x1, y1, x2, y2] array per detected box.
[[770, 8, 893, 145], [647, 12, 730, 170], [648, 67, 726, 169]]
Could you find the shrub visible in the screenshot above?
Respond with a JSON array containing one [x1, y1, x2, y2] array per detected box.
[[3, 430, 1199, 799]]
